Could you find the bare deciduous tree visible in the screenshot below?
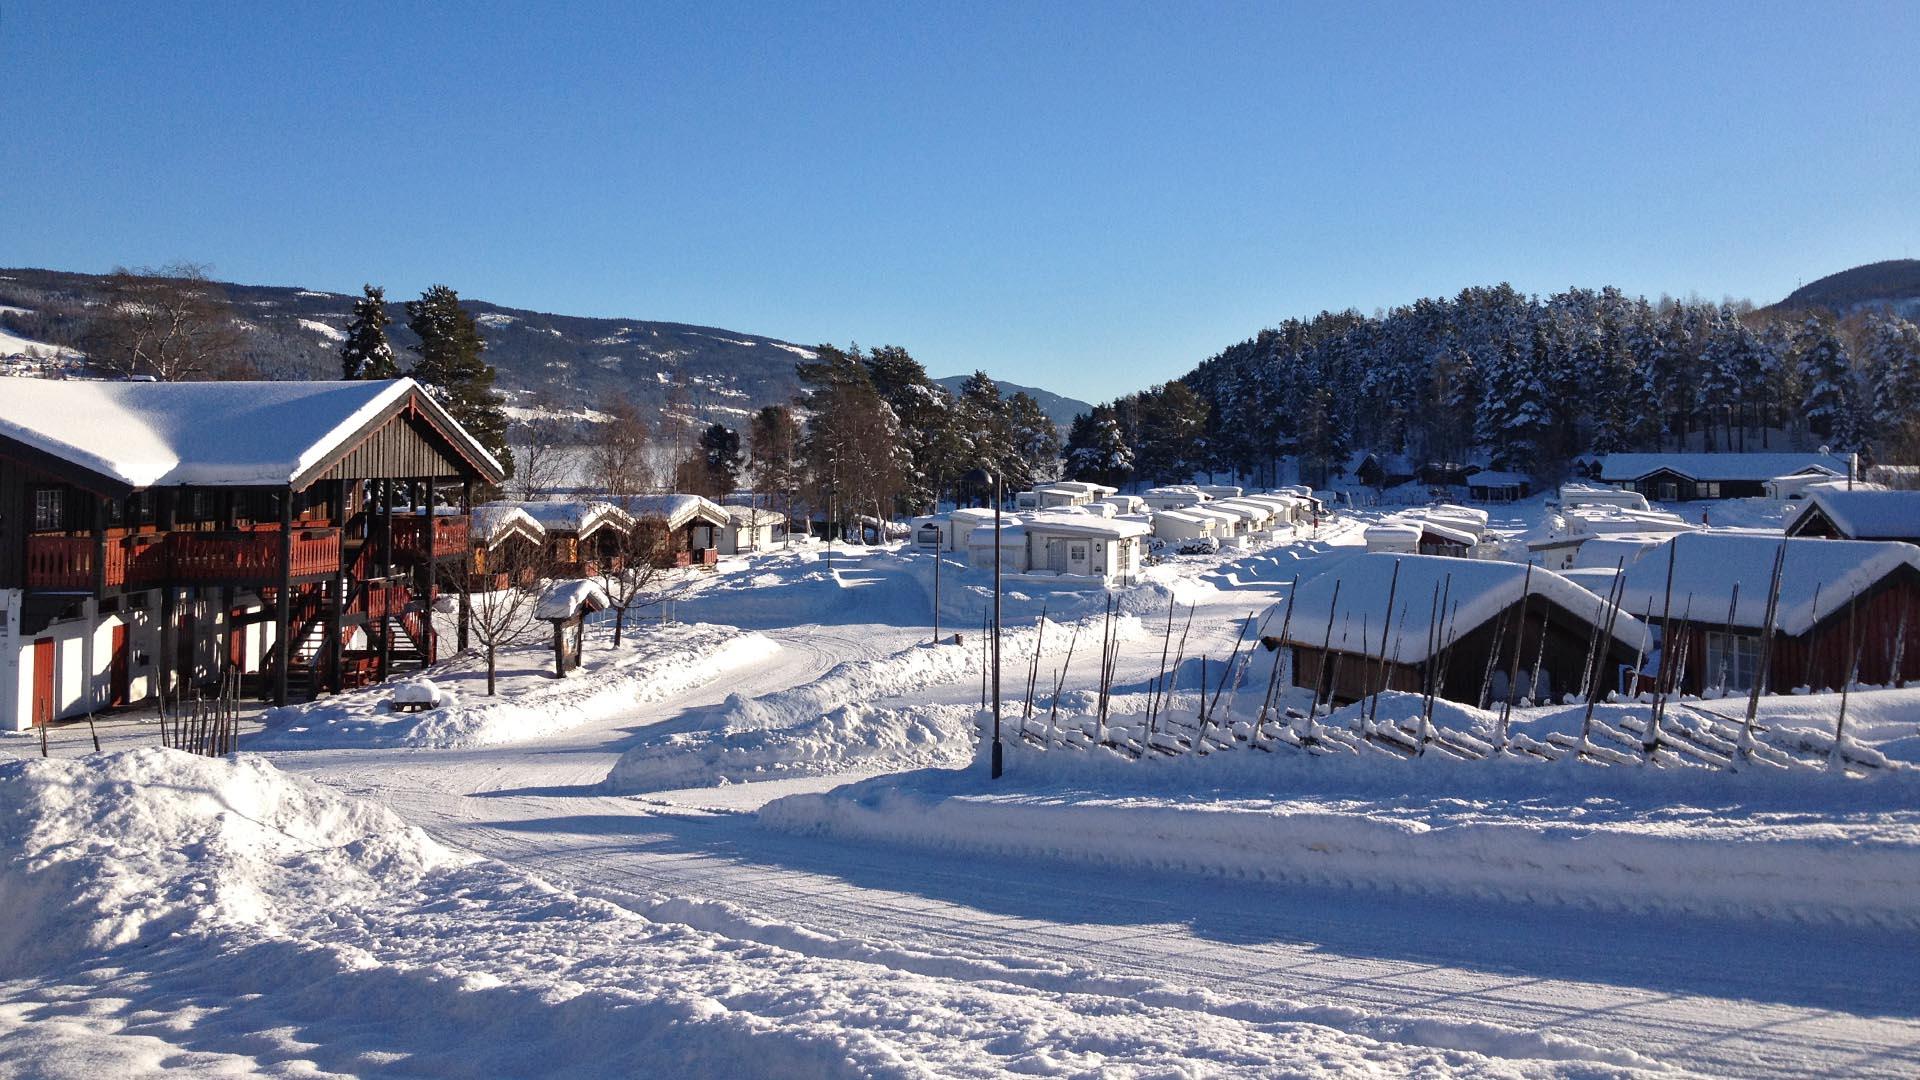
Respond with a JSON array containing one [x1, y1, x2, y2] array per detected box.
[[511, 416, 572, 501], [588, 392, 654, 500], [463, 533, 552, 695], [83, 263, 247, 381], [591, 523, 675, 647]]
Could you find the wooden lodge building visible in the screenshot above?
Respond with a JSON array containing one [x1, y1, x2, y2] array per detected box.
[[0, 377, 505, 730], [1262, 553, 1651, 707], [1784, 490, 1920, 546], [1596, 452, 1850, 502], [1616, 533, 1920, 694], [627, 494, 729, 568]]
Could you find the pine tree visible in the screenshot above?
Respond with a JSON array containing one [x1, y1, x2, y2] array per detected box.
[[698, 423, 743, 496], [339, 284, 399, 379], [1064, 405, 1134, 486], [1796, 317, 1862, 449], [1866, 315, 1920, 459], [406, 284, 514, 475]]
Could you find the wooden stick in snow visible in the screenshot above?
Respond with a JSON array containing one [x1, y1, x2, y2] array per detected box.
[[1830, 595, 1862, 774], [1367, 559, 1402, 725], [1737, 540, 1788, 768]]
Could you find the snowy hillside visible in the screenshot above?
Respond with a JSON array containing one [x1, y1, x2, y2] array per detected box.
[[1777, 258, 1920, 318]]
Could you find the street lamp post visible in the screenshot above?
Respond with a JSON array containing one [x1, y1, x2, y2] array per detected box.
[[964, 466, 1004, 779]]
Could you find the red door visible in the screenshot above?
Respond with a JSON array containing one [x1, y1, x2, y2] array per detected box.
[[31, 638, 56, 727], [110, 624, 130, 707]]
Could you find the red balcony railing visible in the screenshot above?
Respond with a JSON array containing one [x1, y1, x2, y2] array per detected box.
[[25, 537, 117, 590], [392, 515, 470, 560], [27, 527, 342, 591]]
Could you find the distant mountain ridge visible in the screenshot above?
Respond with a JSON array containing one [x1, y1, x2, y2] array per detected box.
[[1776, 259, 1920, 319], [0, 267, 1086, 434], [932, 374, 1093, 430]]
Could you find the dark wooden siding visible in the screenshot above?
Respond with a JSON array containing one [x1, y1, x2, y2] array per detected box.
[[1679, 567, 1920, 692], [311, 410, 473, 486]]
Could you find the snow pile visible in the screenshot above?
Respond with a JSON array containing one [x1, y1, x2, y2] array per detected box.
[[0, 750, 1594, 1079], [534, 577, 608, 618], [605, 615, 1144, 792], [763, 693, 1920, 929], [0, 749, 466, 977], [255, 622, 778, 750]]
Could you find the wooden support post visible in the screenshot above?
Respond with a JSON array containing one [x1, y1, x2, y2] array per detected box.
[[274, 485, 293, 706], [458, 478, 472, 652], [379, 479, 394, 681], [419, 478, 436, 664]]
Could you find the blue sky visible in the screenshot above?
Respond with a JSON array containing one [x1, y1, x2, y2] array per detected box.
[[3, 2, 1915, 402]]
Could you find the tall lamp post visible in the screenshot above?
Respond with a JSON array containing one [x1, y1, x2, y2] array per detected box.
[[964, 466, 1004, 779]]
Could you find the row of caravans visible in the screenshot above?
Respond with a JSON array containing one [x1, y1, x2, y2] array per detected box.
[[909, 483, 1329, 579]]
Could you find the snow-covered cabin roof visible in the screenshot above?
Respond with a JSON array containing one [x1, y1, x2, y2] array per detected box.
[[724, 504, 784, 527], [1022, 512, 1152, 540], [1466, 470, 1530, 488], [1094, 495, 1146, 515], [1268, 552, 1649, 662], [1788, 490, 1920, 540], [1417, 519, 1479, 547], [494, 499, 636, 537], [1151, 508, 1216, 535], [469, 505, 546, 548], [0, 376, 504, 492], [1597, 453, 1850, 484], [625, 494, 729, 530], [1562, 505, 1697, 538], [949, 507, 1001, 526], [1616, 533, 1920, 635], [534, 579, 610, 620]]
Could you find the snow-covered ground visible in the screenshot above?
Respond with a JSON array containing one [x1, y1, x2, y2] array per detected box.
[[7, 517, 1920, 1078]]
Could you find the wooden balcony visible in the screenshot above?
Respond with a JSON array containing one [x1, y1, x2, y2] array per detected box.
[[392, 515, 471, 560], [28, 528, 345, 591], [172, 528, 342, 583]]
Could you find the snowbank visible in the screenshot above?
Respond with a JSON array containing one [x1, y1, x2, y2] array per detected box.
[[254, 622, 778, 750], [763, 695, 1920, 929], [604, 614, 1144, 792], [0, 750, 1594, 1078]]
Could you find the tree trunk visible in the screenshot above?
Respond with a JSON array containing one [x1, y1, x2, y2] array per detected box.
[[613, 604, 625, 648], [486, 645, 498, 696]]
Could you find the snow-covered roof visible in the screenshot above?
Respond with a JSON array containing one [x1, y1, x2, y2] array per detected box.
[[1094, 495, 1145, 514], [1597, 453, 1850, 484], [1364, 523, 1423, 542], [724, 504, 784, 527], [625, 494, 728, 530], [1207, 499, 1275, 523], [1036, 480, 1116, 498], [0, 376, 504, 489], [1151, 509, 1216, 535], [966, 516, 1026, 544], [534, 579, 610, 619], [949, 507, 1000, 524], [1616, 533, 1920, 635], [1790, 490, 1920, 540], [493, 499, 635, 537], [1562, 505, 1697, 537], [1467, 470, 1530, 487], [1268, 552, 1649, 662], [1417, 519, 1479, 546], [1022, 512, 1152, 540], [469, 505, 546, 547]]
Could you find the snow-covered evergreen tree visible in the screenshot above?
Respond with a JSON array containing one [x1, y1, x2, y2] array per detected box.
[[406, 284, 513, 474], [1866, 314, 1920, 459], [339, 284, 399, 380], [1796, 317, 1863, 448]]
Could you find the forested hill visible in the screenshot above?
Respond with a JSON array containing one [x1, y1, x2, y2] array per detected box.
[[1061, 280, 1920, 489], [932, 375, 1090, 431], [0, 267, 822, 424], [1778, 259, 1920, 319]]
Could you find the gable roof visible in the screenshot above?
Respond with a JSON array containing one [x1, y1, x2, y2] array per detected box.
[[0, 376, 503, 493], [625, 493, 729, 530], [1787, 490, 1920, 540], [1597, 452, 1849, 484], [1022, 511, 1151, 540], [1267, 552, 1649, 663], [1616, 533, 1920, 635], [491, 499, 635, 537], [469, 505, 546, 548]]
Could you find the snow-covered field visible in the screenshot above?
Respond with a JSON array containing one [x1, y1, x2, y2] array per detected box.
[[7, 515, 1920, 1078]]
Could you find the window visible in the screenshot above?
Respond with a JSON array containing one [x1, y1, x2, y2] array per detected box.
[[1704, 631, 1762, 692], [31, 488, 64, 531], [1701, 482, 1721, 499]]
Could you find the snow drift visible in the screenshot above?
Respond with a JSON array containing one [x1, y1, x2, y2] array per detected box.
[[254, 622, 778, 750], [0, 749, 1607, 1078]]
